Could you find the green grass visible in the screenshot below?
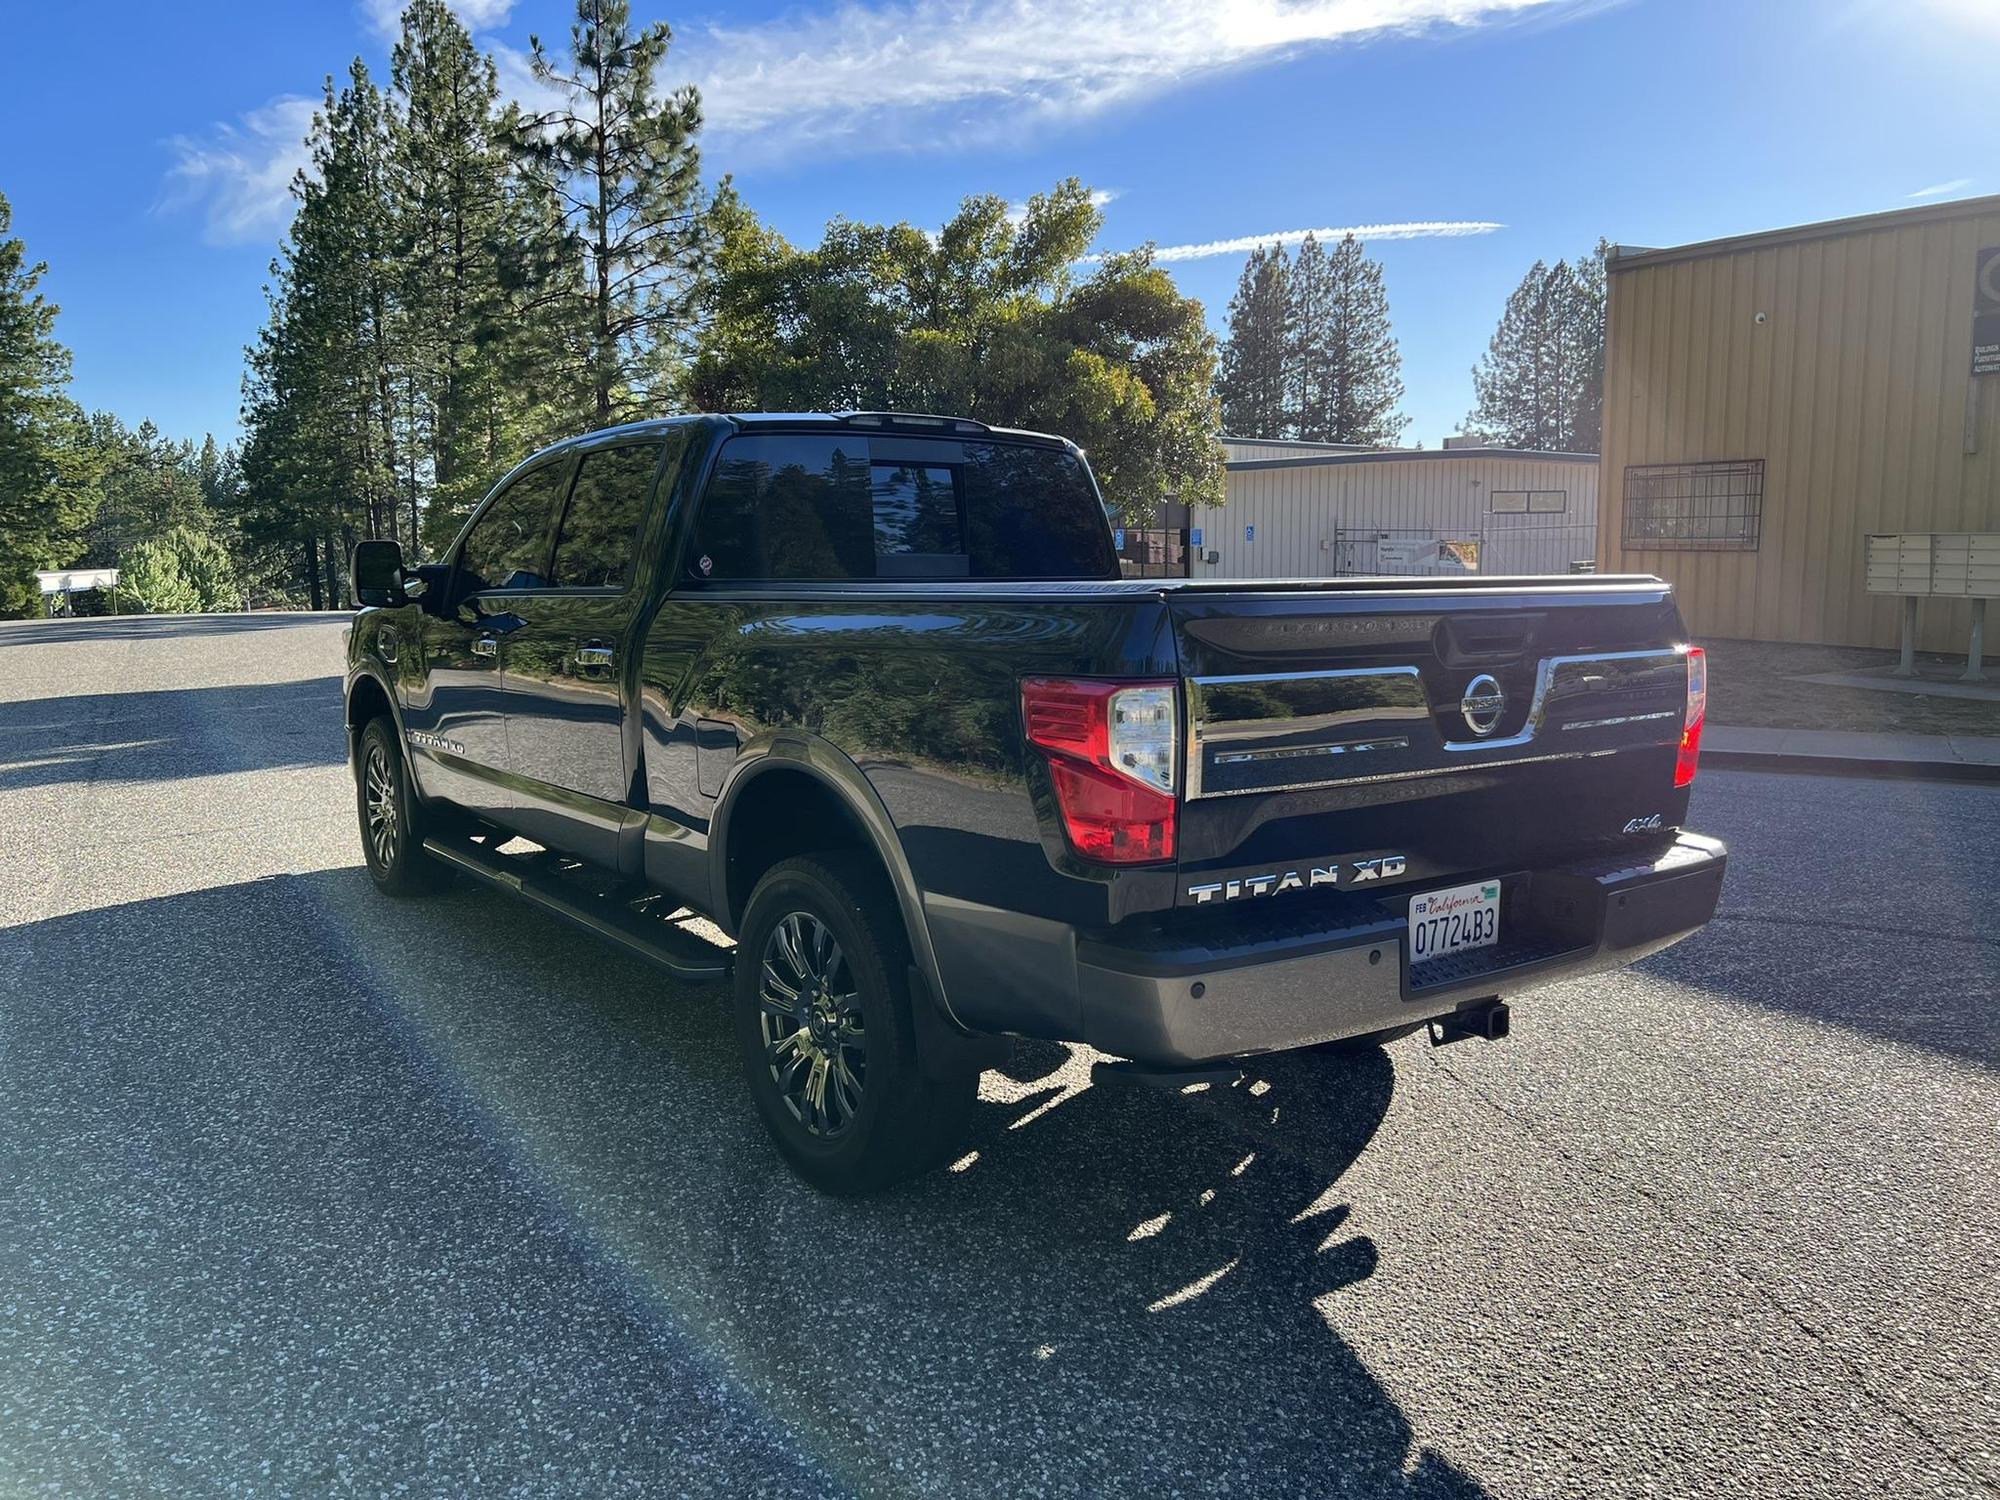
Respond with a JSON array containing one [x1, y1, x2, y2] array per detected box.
[[1699, 637, 2000, 737]]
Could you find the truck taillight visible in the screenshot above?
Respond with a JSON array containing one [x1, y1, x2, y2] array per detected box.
[[1676, 646, 1708, 788], [1021, 677, 1178, 864]]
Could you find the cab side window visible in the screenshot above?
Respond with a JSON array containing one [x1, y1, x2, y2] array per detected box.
[[550, 441, 665, 590], [458, 462, 570, 593]]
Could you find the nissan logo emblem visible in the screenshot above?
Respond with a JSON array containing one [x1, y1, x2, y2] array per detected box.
[[1460, 673, 1506, 737]]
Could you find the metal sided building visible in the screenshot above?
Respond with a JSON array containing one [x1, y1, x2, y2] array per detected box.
[[1165, 445, 1599, 581], [1598, 193, 2000, 652]]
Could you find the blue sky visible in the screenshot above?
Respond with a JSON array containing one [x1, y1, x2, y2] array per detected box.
[[1, 0, 1996, 451]]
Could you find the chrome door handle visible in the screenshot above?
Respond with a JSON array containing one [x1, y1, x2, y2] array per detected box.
[[574, 644, 615, 668], [472, 635, 498, 658]]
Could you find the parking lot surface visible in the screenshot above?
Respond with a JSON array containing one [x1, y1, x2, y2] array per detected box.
[[1, 613, 1995, 1498]]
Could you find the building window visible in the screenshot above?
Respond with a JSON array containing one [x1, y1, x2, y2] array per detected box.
[[1622, 460, 1764, 551], [1115, 527, 1190, 578], [1491, 489, 1567, 514]]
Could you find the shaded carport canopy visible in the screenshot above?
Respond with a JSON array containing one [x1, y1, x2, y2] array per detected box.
[[35, 568, 120, 595]]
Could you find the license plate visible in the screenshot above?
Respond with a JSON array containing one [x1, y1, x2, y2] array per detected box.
[[1408, 879, 1502, 964]]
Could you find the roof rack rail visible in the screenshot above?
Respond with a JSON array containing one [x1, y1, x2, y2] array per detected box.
[[836, 411, 990, 435]]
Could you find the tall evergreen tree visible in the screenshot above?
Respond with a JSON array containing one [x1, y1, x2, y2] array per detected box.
[[239, 62, 400, 608], [506, 0, 706, 425], [79, 416, 212, 566], [1465, 242, 1608, 451], [389, 0, 514, 546], [1216, 244, 1291, 438], [0, 191, 96, 615], [1290, 233, 1406, 445]]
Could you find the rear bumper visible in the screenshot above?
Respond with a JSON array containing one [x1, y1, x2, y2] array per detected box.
[[925, 833, 1726, 1066]]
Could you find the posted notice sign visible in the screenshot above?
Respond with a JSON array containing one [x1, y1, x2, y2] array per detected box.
[[1975, 247, 2000, 377]]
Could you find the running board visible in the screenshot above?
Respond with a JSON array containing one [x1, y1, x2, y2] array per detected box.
[[421, 834, 733, 983]]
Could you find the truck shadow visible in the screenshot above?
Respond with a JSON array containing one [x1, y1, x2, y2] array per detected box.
[[0, 677, 346, 790], [0, 612, 350, 648], [0, 867, 1494, 1497]]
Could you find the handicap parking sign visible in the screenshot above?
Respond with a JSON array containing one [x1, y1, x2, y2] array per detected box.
[[1190, 527, 1203, 547], [1245, 524, 1255, 542]]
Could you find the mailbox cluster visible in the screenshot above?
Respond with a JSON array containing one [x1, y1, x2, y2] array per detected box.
[[1864, 532, 1999, 681]]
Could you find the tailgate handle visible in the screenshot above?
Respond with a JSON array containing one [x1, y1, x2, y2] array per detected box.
[[1437, 613, 1541, 666]]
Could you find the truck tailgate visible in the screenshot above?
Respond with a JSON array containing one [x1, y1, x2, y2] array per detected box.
[[1165, 577, 1695, 903]]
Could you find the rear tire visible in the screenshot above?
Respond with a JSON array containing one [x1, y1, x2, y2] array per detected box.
[[356, 717, 449, 897], [734, 854, 976, 1194]]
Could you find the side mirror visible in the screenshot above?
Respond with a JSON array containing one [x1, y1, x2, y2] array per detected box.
[[353, 539, 406, 608]]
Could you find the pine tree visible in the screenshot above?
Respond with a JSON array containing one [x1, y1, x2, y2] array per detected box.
[[1288, 233, 1406, 445], [389, 0, 514, 547], [1216, 244, 1291, 438], [1465, 242, 1608, 451], [1286, 233, 1333, 439], [0, 192, 96, 615], [506, 0, 706, 426], [1563, 239, 1609, 452], [1321, 234, 1407, 445], [239, 61, 401, 608]]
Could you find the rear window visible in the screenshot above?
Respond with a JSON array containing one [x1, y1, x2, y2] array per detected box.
[[689, 433, 1116, 583]]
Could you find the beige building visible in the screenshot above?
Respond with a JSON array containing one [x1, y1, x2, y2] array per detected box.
[[1171, 446, 1598, 581], [1598, 194, 2000, 652]]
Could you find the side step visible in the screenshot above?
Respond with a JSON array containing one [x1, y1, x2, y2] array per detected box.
[[422, 834, 733, 983]]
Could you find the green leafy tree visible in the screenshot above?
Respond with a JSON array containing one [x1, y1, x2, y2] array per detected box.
[[506, 0, 706, 425], [0, 192, 97, 615], [1290, 233, 1406, 445], [1217, 243, 1292, 438], [1465, 241, 1608, 452], [686, 179, 1224, 522]]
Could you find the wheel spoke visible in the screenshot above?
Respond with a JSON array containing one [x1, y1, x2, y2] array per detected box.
[[760, 962, 802, 1009], [774, 915, 811, 985], [830, 1055, 863, 1124]]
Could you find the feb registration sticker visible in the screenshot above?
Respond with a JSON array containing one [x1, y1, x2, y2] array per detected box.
[[1408, 880, 1502, 964]]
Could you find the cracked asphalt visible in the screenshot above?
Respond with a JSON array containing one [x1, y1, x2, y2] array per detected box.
[[1, 612, 1995, 1499]]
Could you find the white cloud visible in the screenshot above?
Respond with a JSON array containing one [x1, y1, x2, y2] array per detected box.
[[1090, 220, 1505, 263], [1907, 177, 1973, 200], [161, 96, 320, 246], [1006, 188, 1117, 226], [360, 0, 515, 40], [682, 0, 1582, 156], [163, 0, 1569, 245]]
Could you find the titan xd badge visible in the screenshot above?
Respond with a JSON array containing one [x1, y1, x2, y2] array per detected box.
[[1185, 855, 1408, 904]]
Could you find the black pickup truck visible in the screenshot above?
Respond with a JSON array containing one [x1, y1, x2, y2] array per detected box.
[[345, 411, 1725, 1192]]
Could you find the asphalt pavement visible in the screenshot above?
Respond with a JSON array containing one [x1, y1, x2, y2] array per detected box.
[[1, 612, 1995, 1499]]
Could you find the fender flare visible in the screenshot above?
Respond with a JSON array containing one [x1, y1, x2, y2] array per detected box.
[[708, 731, 969, 1033], [342, 666, 429, 801]]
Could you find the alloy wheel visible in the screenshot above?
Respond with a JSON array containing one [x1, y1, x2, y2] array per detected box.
[[758, 910, 866, 1137], [364, 742, 399, 870]]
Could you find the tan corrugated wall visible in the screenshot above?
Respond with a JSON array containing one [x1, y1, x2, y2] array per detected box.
[[1194, 456, 1598, 578], [1599, 201, 2000, 652]]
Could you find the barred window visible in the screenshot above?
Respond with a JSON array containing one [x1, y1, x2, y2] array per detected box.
[[1623, 460, 1763, 550]]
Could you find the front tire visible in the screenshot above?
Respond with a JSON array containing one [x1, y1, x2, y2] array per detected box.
[[356, 717, 448, 896], [734, 854, 975, 1194]]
